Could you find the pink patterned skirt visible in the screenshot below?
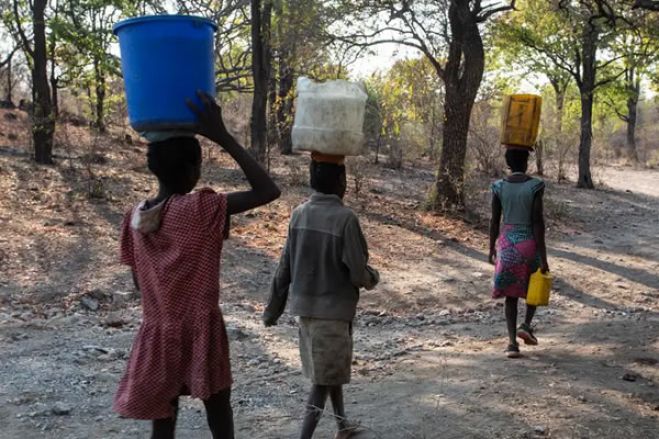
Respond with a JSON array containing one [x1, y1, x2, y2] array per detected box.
[[492, 224, 540, 299]]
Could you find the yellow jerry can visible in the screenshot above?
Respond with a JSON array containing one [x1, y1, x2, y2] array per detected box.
[[500, 94, 542, 148], [526, 269, 552, 307]]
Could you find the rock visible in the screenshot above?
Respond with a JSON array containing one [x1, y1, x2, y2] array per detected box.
[[622, 373, 639, 382], [88, 289, 107, 300], [577, 395, 587, 402], [3, 112, 17, 121], [227, 327, 250, 341], [533, 425, 547, 436], [415, 313, 425, 321], [634, 357, 658, 366], [51, 402, 71, 416], [439, 309, 451, 317], [80, 296, 100, 311], [103, 313, 126, 328], [111, 291, 135, 307]]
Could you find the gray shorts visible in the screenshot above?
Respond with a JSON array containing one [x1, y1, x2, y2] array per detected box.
[[298, 317, 353, 386]]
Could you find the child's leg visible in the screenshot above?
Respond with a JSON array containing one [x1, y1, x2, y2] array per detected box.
[[300, 385, 329, 439], [504, 297, 518, 345], [151, 398, 179, 439], [328, 385, 347, 430], [524, 304, 537, 326], [203, 388, 234, 439]]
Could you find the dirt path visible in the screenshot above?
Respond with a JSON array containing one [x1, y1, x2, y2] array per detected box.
[[0, 125, 657, 438]]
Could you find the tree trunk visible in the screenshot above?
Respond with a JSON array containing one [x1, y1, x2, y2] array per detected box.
[[555, 88, 565, 135], [51, 77, 59, 118], [577, 89, 594, 188], [32, 0, 55, 165], [387, 138, 403, 169], [625, 76, 640, 163], [431, 1, 484, 209], [94, 60, 106, 132], [267, 57, 279, 148], [49, 14, 58, 118], [434, 93, 473, 207], [277, 59, 294, 155], [250, 0, 272, 164], [535, 140, 544, 176], [577, 25, 597, 189], [5, 55, 12, 103], [550, 80, 567, 180]]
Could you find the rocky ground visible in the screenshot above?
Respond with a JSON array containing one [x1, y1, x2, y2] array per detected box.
[[0, 109, 657, 438]]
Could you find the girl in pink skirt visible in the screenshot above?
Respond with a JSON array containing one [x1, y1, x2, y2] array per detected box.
[[489, 148, 549, 358]]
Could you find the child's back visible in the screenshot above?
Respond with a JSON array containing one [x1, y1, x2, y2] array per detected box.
[[282, 193, 375, 321], [115, 189, 231, 419]]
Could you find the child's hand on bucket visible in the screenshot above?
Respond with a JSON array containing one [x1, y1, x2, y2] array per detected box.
[[186, 90, 231, 144]]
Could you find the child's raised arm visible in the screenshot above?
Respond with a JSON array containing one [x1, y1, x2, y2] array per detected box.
[[187, 92, 281, 215]]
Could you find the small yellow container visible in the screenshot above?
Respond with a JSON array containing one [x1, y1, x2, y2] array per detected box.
[[526, 269, 552, 306], [500, 94, 542, 147]]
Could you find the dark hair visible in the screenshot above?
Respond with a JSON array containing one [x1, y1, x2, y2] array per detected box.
[[147, 137, 202, 190], [504, 148, 530, 173], [309, 160, 346, 195]]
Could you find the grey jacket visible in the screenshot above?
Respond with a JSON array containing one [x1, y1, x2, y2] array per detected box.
[[264, 193, 379, 322]]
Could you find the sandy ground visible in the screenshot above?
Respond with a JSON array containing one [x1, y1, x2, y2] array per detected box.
[[0, 109, 657, 438]]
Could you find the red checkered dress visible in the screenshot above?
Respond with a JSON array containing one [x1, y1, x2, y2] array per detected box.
[[113, 189, 232, 420]]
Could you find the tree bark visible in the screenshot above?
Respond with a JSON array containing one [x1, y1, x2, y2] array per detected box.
[[267, 57, 279, 148], [577, 89, 594, 188], [94, 59, 106, 132], [32, 0, 55, 165], [535, 140, 544, 176], [555, 87, 565, 135], [49, 6, 58, 118], [277, 58, 294, 155], [5, 55, 13, 104], [432, 1, 484, 209], [625, 75, 640, 163], [250, 0, 272, 164], [577, 24, 597, 189], [548, 78, 567, 178]]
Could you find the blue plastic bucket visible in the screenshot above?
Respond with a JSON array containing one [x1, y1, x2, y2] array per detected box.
[[113, 15, 217, 132]]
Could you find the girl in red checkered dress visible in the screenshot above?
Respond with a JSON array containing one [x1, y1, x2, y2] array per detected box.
[[113, 92, 280, 439]]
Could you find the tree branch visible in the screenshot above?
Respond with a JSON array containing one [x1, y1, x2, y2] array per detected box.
[[476, 0, 517, 23], [594, 68, 627, 88], [632, 0, 659, 11], [13, 0, 34, 57], [0, 46, 18, 69]]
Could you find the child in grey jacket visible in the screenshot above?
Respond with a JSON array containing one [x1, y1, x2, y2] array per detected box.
[[264, 155, 379, 439]]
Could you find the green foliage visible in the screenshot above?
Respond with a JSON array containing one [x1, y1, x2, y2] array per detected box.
[[366, 57, 443, 161]]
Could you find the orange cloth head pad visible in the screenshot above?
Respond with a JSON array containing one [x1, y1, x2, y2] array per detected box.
[[310, 151, 345, 165]]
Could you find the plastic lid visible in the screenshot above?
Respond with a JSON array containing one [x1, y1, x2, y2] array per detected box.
[[113, 14, 218, 35]]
